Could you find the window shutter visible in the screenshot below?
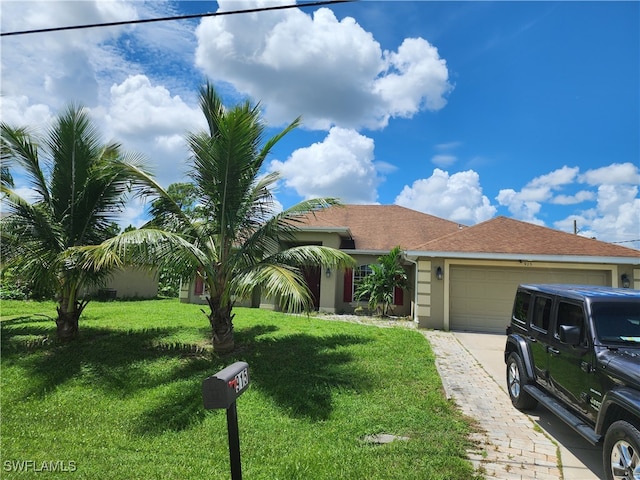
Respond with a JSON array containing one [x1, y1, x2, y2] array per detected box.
[[194, 274, 204, 296], [343, 268, 353, 302], [393, 286, 403, 306]]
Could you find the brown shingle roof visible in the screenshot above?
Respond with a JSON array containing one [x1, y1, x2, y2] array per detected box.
[[415, 216, 639, 258], [297, 204, 464, 251]]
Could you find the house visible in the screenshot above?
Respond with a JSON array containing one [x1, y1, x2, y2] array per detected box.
[[181, 204, 639, 333], [83, 267, 159, 300]]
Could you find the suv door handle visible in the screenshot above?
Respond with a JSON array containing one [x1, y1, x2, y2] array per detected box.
[[548, 347, 560, 355], [581, 362, 592, 373], [526, 336, 537, 343]]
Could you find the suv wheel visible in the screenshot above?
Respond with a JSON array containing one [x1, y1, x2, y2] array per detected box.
[[506, 353, 538, 410], [604, 420, 640, 480]]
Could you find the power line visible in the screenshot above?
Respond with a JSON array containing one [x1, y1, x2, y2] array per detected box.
[[612, 239, 640, 245], [1, 0, 356, 37]]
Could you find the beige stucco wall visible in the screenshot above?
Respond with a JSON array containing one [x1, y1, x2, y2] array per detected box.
[[414, 258, 637, 332], [88, 267, 158, 299], [413, 259, 445, 329], [619, 266, 639, 289]]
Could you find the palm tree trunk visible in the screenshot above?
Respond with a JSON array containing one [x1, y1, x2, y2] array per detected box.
[[55, 307, 80, 341], [206, 297, 235, 354], [55, 298, 88, 341]]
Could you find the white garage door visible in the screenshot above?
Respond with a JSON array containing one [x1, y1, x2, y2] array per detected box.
[[449, 266, 609, 333]]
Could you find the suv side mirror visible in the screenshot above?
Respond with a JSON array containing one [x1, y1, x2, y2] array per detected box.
[[559, 325, 581, 346]]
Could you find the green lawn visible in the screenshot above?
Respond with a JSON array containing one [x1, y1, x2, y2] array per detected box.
[[1, 299, 481, 479]]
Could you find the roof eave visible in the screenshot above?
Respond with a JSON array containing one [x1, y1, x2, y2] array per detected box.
[[341, 249, 394, 256], [403, 251, 640, 265]]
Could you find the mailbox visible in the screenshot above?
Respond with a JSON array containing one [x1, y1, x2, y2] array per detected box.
[[203, 362, 250, 480], [202, 361, 250, 410]]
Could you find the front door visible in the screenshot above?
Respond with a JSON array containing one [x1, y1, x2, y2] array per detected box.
[[303, 266, 321, 311]]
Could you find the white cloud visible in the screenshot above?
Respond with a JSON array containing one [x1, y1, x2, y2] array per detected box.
[[580, 162, 640, 186], [499, 163, 639, 246], [529, 165, 579, 187], [0, 96, 53, 130], [496, 166, 580, 223], [1, 0, 140, 110], [555, 194, 640, 246], [435, 141, 462, 151], [552, 190, 595, 205], [118, 195, 150, 230], [195, 1, 451, 130], [106, 75, 202, 138], [270, 127, 380, 203], [95, 75, 205, 187], [495, 188, 544, 225], [432, 154, 457, 167], [431, 141, 460, 167], [373, 37, 451, 114], [395, 169, 496, 224]]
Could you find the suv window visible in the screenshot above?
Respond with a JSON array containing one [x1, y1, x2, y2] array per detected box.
[[556, 301, 586, 345], [592, 301, 640, 343], [513, 291, 531, 326], [532, 296, 552, 332]]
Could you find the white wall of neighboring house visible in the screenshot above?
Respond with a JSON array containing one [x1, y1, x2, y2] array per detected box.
[[85, 267, 158, 300]]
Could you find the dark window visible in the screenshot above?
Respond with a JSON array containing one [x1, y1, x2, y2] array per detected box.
[[592, 302, 640, 343], [351, 264, 372, 301], [532, 296, 552, 332], [557, 301, 586, 344], [513, 291, 531, 325]]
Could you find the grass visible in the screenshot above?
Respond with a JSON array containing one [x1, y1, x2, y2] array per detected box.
[[1, 299, 481, 479]]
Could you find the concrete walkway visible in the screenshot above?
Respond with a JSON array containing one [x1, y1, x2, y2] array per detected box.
[[423, 330, 603, 479]]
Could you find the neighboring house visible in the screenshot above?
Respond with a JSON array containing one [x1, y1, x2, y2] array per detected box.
[[181, 205, 639, 334], [84, 267, 158, 300]]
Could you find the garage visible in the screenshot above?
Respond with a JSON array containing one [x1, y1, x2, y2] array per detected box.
[[448, 265, 609, 333]]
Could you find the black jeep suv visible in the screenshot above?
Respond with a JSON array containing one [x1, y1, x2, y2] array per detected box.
[[504, 284, 640, 480]]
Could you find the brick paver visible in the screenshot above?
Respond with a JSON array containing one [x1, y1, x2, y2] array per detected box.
[[423, 330, 561, 479]]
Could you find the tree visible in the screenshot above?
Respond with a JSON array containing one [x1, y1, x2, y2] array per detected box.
[[0, 105, 150, 340], [86, 82, 355, 354], [147, 182, 202, 297], [354, 246, 408, 317], [148, 182, 202, 230]]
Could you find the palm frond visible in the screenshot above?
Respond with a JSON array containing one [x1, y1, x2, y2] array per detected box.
[[1, 123, 50, 203], [232, 263, 313, 313]]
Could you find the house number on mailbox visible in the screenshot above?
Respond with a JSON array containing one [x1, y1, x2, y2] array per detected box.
[[229, 368, 248, 392]]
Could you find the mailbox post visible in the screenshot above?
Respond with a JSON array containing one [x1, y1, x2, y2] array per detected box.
[[202, 362, 250, 480]]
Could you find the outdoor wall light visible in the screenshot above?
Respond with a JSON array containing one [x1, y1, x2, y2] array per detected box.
[[436, 266, 443, 280], [326, 267, 332, 278], [621, 273, 631, 289]]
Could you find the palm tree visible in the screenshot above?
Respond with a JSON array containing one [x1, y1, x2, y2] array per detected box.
[[0, 106, 150, 341], [355, 246, 408, 317], [89, 82, 355, 354]]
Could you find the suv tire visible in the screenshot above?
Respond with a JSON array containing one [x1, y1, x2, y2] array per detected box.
[[604, 420, 640, 480], [506, 353, 538, 410]]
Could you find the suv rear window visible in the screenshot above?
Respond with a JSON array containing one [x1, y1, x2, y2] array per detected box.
[[532, 296, 552, 332], [513, 291, 531, 326]]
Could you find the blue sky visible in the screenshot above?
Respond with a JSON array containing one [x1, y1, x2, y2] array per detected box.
[[2, 1, 639, 248]]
